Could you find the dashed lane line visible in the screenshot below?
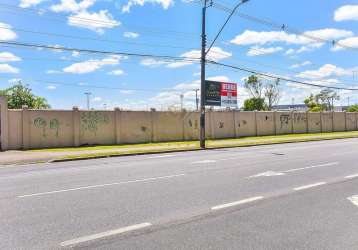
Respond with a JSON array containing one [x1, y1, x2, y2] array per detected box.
[[211, 196, 264, 210], [60, 223, 152, 247], [293, 182, 327, 191]]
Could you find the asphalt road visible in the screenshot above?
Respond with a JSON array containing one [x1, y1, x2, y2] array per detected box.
[[1, 139, 358, 250]]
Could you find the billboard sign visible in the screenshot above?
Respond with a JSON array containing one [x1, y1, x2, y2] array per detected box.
[[205, 80, 237, 107]]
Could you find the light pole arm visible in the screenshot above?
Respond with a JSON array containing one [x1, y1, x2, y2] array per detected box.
[[205, 0, 249, 56]]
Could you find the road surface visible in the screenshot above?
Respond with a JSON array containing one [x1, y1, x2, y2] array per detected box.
[[1, 138, 358, 249]]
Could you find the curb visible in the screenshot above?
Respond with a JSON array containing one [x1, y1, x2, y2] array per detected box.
[[50, 135, 358, 163]]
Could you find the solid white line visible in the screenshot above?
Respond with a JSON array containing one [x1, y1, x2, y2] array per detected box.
[[60, 222, 152, 247], [347, 195, 358, 208], [345, 174, 358, 179], [191, 160, 217, 164], [147, 154, 177, 159], [284, 162, 339, 173], [18, 174, 185, 198], [293, 182, 326, 191], [211, 196, 264, 210]]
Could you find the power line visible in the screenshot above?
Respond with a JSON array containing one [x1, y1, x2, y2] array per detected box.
[[212, 1, 358, 51], [207, 60, 358, 91], [0, 40, 201, 62], [0, 3, 199, 39], [0, 26, 198, 51]]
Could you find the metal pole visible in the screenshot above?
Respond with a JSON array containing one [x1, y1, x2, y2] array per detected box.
[[85, 92, 91, 110], [195, 89, 199, 111], [200, 0, 207, 149]]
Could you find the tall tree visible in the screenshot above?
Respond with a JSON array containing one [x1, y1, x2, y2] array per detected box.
[[0, 81, 50, 109], [315, 88, 339, 111], [244, 75, 264, 99], [304, 89, 340, 112], [243, 75, 280, 111], [264, 78, 280, 110]]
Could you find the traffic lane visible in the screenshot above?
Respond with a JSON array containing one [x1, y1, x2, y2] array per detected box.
[[1, 138, 357, 179], [81, 178, 358, 250], [1, 138, 357, 198], [3, 156, 358, 249]]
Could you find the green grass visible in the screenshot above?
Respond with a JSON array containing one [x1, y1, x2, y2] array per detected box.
[[44, 131, 358, 162]]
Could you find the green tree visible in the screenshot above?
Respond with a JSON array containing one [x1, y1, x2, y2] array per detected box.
[[244, 75, 263, 99], [304, 89, 340, 112], [243, 97, 267, 111], [347, 104, 358, 112], [0, 82, 50, 109], [264, 78, 280, 110], [243, 75, 280, 111], [315, 88, 339, 111], [304, 94, 324, 112]]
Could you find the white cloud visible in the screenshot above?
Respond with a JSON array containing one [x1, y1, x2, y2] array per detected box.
[[72, 51, 80, 57], [334, 5, 358, 22], [47, 85, 57, 90], [123, 32, 139, 39], [68, 10, 120, 33], [122, 0, 174, 13], [150, 76, 233, 109], [109, 69, 125, 75], [63, 56, 122, 74], [142, 47, 231, 69], [247, 46, 283, 56], [140, 58, 168, 67], [296, 64, 356, 79], [92, 96, 102, 102], [231, 29, 353, 53], [46, 70, 62, 74], [290, 61, 312, 69], [0, 64, 19, 74], [120, 90, 134, 94], [51, 0, 96, 13], [19, 0, 45, 8], [0, 23, 17, 41], [332, 37, 358, 51], [0, 52, 21, 62]]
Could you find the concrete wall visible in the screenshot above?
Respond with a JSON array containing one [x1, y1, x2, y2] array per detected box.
[[235, 112, 256, 137], [256, 112, 275, 136], [276, 112, 293, 135], [346, 113, 357, 131], [333, 112, 346, 132], [3, 107, 358, 150], [307, 113, 321, 133]]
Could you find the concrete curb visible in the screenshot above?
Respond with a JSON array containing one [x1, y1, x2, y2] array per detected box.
[[50, 135, 358, 163]]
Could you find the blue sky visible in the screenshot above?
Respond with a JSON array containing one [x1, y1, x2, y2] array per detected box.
[[1, 0, 358, 110]]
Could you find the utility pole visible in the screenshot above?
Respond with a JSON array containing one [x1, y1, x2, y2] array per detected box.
[[84, 92, 91, 110], [194, 89, 199, 111], [199, 0, 208, 149], [199, 0, 249, 149]]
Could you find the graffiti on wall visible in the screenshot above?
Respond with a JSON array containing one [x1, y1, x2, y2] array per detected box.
[[81, 112, 109, 135], [188, 119, 198, 129], [279, 114, 290, 128], [34, 117, 60, 138]]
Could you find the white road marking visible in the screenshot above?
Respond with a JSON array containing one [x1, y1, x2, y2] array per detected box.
[[18, 174, 185, 198], [345, 174, 358, 179], [247, 162, 339, 179], [60, 222, 152, 247], [191, 160, 217, 164], [247, 171, 286, 179], [293, 182, 326, 191], [347, 195, 358, 208], [211, 196, 264, 210], [147, 154, 177, 159], [284, 162, 339, 173]]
